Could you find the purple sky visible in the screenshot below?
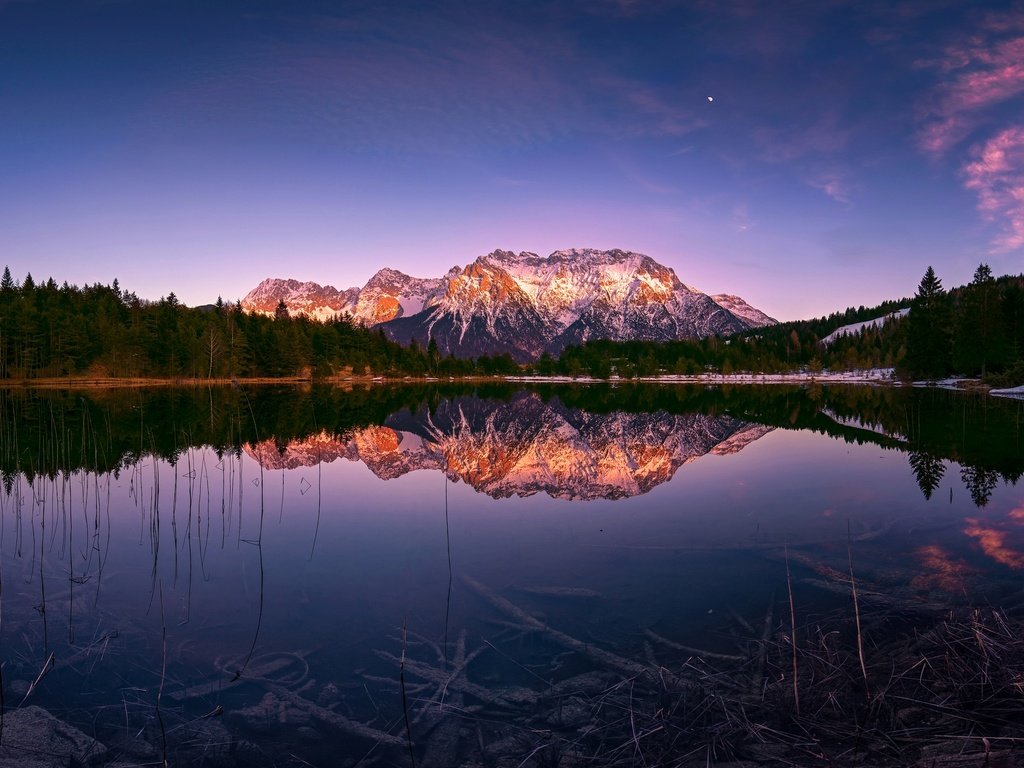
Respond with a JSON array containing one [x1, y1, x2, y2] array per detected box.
[[2, 0, 1023, 320]]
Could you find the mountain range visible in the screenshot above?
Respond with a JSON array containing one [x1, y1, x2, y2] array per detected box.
[[241, 248, 776, 361], [243, 392, 773, 500]]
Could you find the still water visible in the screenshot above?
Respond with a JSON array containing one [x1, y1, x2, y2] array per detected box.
[[1, 384, 1023, 766]]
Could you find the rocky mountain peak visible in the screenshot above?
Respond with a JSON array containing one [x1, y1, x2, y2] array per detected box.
[[710, 294, 778, 327], [242, 248, 776, 360]]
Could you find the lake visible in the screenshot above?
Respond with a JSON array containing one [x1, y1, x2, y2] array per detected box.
[[1, 383, 1023, 767]]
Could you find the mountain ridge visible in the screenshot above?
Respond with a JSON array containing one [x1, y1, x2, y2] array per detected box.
[[241, 249, 776, 361]]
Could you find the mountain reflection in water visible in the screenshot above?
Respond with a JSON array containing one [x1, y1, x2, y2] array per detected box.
[[243, 392, 773, 499], [1, 383, 1024, 767]]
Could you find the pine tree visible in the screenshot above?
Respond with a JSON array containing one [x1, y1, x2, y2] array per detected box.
[[1, 266, 14, 294], [904, 266, 952, 378], [953, 263, 1005, 377]]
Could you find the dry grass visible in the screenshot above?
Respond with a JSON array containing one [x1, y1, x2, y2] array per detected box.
[[528, 606, 1024, 767]]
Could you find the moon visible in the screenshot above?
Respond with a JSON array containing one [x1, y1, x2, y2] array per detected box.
[[707, 96, 714, 102]]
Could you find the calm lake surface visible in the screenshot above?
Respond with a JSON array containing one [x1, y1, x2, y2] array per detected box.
[[1, 383, 1023, 766]]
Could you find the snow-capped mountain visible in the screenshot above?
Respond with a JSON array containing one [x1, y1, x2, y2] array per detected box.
[[242, 248, 775, 360], [243, 392, 773, 500], [242, 269, 443, 325], [240, 278, 359, 323], [351, 268, 443, 326], [710, 294, 777, 328]]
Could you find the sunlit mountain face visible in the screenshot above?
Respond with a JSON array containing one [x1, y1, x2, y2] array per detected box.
[[244, 392, 773, 499], [242, 250, 776, 361]]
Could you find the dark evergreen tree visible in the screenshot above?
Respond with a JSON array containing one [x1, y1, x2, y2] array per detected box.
[[1003, 282, 1024, 367], [953, 263, 1005, 377], [1, 266, 14, 294], [904, 266, 952, 378]]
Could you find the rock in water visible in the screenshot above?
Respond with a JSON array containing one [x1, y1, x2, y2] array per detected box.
[[0, 706, 108, 767]]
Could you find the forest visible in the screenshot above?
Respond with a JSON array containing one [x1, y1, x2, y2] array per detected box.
[[0, 267, 519, 380], [1, 264, 1022, 384], [545, 265, 1024, 384]]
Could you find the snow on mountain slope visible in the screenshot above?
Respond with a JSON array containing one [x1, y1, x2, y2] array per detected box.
[[382, 249, 764, 360], [821, 307, 909, 345], [711, 294, 777, 327], [242, 248, 776, 360], [352, 268, 443, 325], [240, 278, 359, 322], [241, 269, 442, 325]]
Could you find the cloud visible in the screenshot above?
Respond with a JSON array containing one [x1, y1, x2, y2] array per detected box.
[[603, 150, 678, 195], [591, 76, 707, 139], [963, 126, 1024, 251], [148, 5, 708, 154], [807, 172, 852, 203], [753, 110, 852, 164], [731, 202, 753, 232], [916, 11, 1024, 251], [918, 31, 1024, 156]]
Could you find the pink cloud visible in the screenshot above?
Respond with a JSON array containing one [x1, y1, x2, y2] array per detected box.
[[807, 172, 851, 204], [918, 12, 1024, 251], [919, 34, 1024, 155], [963, 126, 1024, 251]]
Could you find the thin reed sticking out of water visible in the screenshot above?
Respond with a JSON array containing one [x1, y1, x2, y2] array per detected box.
[[19, 651, 54, 706], [156, 582, 168, 768], [784, 543, 799, 716], [400, 620, 417, 768], [848, 521, 869, 700]]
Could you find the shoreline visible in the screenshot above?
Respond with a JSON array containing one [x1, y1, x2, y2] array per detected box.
[[0, 374, 512, 390], [0, 369, 1018, 395]]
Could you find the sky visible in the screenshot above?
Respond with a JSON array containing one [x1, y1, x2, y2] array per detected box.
[[2, 0, 1023, 321]]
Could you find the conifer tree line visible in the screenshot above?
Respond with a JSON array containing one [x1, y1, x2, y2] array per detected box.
[[0, 267, 519, 379], [0, 264, 1021, 382], [538, 297, 915, 378], [903, 264, 1024, 383], [544, 265, 1024, 383]]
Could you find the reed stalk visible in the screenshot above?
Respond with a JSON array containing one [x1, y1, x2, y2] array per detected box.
[[784, 543, 800, 716]]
